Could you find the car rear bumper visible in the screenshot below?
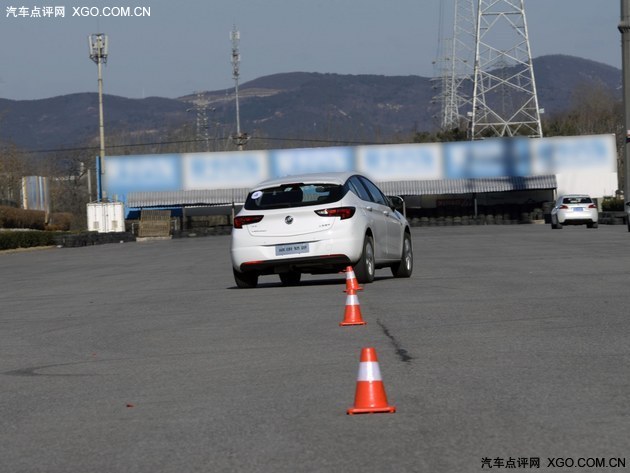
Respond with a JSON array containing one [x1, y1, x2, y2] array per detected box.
[[231, 231, 364, 274], [559, 219, 596, 225], [557, 212, 598, 224], [238, 254, 352, 274]]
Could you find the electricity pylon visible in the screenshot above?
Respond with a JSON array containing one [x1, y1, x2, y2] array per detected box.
[[433, 0, 476, 131], [470, 0, 543, 139]]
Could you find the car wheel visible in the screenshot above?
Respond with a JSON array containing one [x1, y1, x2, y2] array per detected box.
[[588, 222, 598, 229], [627, 220, 630, 233], [391, 233, 413, 278], [233, 268, 259, 288], [551, 221, 562, 229], [354, 235, 375, 284], [279, 271, 301, 286]]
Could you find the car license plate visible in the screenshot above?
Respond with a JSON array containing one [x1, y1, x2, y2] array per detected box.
[[275, 242, 309, 256], [573, 207, 583, 212]]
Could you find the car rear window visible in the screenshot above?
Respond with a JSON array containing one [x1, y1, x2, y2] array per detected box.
[[562, 197, 592, 204], [244, 183, 345, 210]]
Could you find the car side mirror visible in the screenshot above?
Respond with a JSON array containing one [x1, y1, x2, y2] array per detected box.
[[387, 195, 405, 215]]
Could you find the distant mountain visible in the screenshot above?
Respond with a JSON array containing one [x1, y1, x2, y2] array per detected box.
[[0, 94, 190, 151], [0, 55, 621, 152], [531, 55, 621, 113]]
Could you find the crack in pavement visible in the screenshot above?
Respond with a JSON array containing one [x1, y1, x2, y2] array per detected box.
[[376, 318, 413, 363]]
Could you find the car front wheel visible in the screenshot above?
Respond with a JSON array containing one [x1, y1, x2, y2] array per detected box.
[[391, 233, 413, 278], [233, 268, 259, 288], [354, 235, 375, 284]]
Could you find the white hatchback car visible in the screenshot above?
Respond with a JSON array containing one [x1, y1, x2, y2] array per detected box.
[[550, 194, 599, 229], [230, 172, 413, 288]]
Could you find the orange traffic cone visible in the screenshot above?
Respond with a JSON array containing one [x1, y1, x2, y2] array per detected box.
[[347, 347, 396, 415], [343, 266, 363, 292], [340, 289, 367, 326]]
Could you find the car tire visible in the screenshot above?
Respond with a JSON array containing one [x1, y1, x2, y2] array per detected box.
[[391, 233, 413, 278], [279, 271, 301, 286], [587, 222, 598, 229], [354, 235, 375, 284], [233, 268, 259, 288], [551, 221, 562, 229]]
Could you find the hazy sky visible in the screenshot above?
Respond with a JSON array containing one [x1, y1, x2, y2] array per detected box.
[[0, 0, 622, 101]]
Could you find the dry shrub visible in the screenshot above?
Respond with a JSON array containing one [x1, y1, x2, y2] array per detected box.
[[46, 212, 73, 231], [0, 206, 46, 230]]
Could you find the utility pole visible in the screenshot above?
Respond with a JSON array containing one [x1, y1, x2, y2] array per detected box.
[[88, 33, 108, 201], [619, 0, 630, 201], [231, 26, 248, 150]]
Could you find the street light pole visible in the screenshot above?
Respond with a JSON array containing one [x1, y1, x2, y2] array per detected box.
[[89, 33, 108, 201]]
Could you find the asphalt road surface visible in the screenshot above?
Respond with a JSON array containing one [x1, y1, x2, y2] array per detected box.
[[1, 225, 629, 473]]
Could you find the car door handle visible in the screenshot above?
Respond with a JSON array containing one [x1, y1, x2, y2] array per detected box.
[[366, 206, 373, 212], [382, 210, 389, 216]]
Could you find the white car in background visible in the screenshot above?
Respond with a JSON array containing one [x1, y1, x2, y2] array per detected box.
[[230, 172, 413, 288], [551, 194, 599, 229]]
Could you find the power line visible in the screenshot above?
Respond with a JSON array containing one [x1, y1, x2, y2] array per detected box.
[[9, 136, 392, 155]]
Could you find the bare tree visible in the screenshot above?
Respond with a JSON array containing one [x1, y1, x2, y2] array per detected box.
[[0, 143, 29, 207], [543, 80, 623, 190]]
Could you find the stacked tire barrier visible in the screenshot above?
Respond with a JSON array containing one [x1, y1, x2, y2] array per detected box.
[[172, 225, 232, 238], [53, 232, 136, 248], [408, 210, 545, 227]]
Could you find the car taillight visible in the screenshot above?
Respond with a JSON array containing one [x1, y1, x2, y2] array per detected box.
[[559, 205, 569, 209], [588, 204, 597, 209], [315, 207, 356, 220], [233, 215, 264, 229]]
